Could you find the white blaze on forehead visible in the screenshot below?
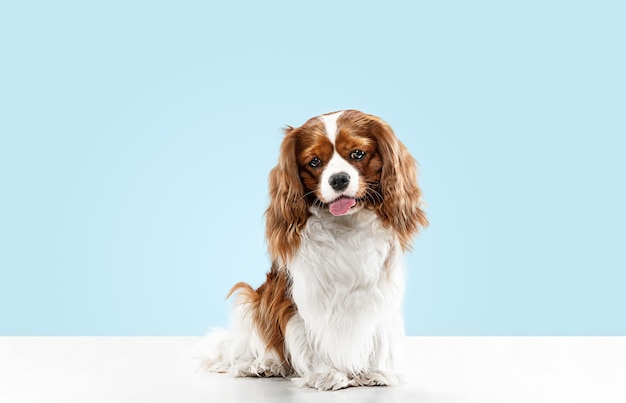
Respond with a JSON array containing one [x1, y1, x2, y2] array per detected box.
[[318, 110, 360, 204], [319, 111, 344, 143]]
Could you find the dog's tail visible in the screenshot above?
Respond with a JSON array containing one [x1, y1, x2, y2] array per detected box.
[[200, 266, 296, 375], [199, 282, 258, 373]]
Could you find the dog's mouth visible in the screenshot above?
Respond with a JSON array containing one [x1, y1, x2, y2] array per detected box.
[[328, 196, 357, 216]]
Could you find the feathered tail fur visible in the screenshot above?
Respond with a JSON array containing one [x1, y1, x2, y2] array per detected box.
[[201, 264, 295, 377]]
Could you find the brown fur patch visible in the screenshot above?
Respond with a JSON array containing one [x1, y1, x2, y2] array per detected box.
[[265, 129, 311, 264], [229, 264, 296, 365], [366, 113, 429, 250]]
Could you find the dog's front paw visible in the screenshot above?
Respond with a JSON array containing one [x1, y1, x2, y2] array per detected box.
[[254, 358, 290, 377], [230, 358, 289, 378], [296, 371, 353, 391], [352, 370, 403, 387]]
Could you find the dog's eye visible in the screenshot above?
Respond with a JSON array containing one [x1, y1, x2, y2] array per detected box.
[[308, 157, 322, 168], [350, 150, 366, 161]]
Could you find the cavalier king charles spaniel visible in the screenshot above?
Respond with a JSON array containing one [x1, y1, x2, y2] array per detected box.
[[203, 110, 428, 390]]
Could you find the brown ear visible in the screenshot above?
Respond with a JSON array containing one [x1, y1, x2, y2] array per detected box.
[[371, 117, 428, 250], [265, 128, 310, 265]]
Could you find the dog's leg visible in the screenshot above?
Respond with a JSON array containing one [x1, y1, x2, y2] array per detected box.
[[350, 311, 405, 387], [202, 302, 289, 378], [285, 314, 357, 390]]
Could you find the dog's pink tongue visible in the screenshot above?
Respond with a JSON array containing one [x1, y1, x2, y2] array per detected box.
[[329, 197, 356, 216]]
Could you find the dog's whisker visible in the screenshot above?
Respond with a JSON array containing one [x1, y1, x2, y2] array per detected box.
[[300, 190, 316, 201]]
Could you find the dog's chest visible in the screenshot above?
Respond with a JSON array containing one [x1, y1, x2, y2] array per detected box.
[[288, 210, 396, 312]]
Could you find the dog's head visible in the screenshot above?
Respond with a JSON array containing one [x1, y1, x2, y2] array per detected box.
[[266, 110, 428, 264]]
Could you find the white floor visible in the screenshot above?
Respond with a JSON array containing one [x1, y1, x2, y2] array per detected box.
[[1, 337, 625, 403]]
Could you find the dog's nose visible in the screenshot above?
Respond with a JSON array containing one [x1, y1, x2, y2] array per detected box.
[[329, 172, 350, 191]]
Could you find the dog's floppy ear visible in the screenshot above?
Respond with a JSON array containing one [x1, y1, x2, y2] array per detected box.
[[370, 116, 428, 250], [265, 127, 310, 265]]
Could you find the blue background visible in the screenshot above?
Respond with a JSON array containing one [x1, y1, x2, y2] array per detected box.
[[1, 1, 624, 336]]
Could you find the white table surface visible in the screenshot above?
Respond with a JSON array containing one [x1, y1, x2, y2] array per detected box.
[[1, 337, 625, 403]]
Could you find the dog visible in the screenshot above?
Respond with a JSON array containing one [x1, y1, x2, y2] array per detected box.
[[202, 110, 427, 390]]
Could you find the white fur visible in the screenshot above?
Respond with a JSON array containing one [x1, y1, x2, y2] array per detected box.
[[286, 208, 405, 389], [201, 296, 288, 378], [320, 111, 343, 143], [319, 151, 361, 203], [319, 111, 361, 205], [203, 208, 405, 390]]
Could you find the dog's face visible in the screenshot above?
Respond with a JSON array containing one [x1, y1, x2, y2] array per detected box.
[[294, 110, 384, 216], [266, 109, 428, 263]]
